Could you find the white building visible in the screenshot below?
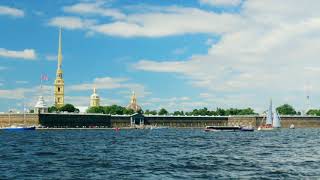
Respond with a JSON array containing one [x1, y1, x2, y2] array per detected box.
[[34, 96, 48, 113]]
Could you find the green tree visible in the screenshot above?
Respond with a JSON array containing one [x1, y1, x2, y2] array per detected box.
[[238, 108, 256, 115], [307, 109, 320, 116], [158, 108, 169, 115], [276, 104, 297, 115], [123, 108, 135, 115], [48, 106, 58, 113], [173, 111, 184, 116], [144, 110, 157, 115], [104, 105, 126, 115], [144, 109, 151, 115], [87, 106, 104, 114], [59, 104, 77, 113], [216, 108, 226, 116], [198, 107, 211, 116]]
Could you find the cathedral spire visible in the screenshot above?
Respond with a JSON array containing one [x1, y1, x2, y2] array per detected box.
[[127, 91, 142, 112], [131, 91, 137, 104], [90, 87, 100, 107], [57, 27, 62, 70], [54, 27, 65, 108]]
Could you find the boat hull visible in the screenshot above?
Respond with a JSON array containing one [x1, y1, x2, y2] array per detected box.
[[240, 127, 254, 132], [257, 127, 274, 131], [2, 127, 36, 131]]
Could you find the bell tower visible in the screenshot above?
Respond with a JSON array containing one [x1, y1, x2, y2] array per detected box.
[[90, 88, 100, 107], [54, 27, 64, 108]]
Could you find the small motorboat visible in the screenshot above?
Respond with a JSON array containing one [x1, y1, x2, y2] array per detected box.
[[2, 125, 36, 131], [240, 126, 254, 131], [150, 126, 168, 130], [204, 126, 241, 132]]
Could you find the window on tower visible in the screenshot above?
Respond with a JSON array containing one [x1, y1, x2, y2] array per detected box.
[[58, 87, 60, 92]]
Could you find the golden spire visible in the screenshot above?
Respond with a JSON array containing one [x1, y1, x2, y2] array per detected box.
[[131, 91, 137, 104], [57, 27, 62, 70], [54, 27, 65, 108]]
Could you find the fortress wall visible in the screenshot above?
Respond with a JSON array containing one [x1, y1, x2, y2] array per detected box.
[[39, 113, 112, 128], [229, 116, 320, 128], [275, 116, 320, 128], [228, 116, 258, 127], [110, 116, 131, 128], [0, 114, 39, 127], [145, 116, 228, 127], [2, 113, 320, 128]]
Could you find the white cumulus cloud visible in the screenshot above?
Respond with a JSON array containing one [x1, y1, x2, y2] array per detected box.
[[63, 2, 125, 19], [0, 5, 24, 17], [48, 16, 96, 30], [133, 0, 320, 111], [0, 48, 36, 60], [199, 0, 242, 6]]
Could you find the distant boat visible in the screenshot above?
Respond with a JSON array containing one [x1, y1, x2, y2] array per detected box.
[[205, 126, 240, 132], [240, 126, 255, 132], [289, 124, 295, 129], [2, 125, 36, 131], [204, 126, 254, 132], [258, 99, 281, 131], [149, 125, 168, 130], [1, 110, 36, 131]]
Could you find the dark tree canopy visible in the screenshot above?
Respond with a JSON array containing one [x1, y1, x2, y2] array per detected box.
[[173, 111, 184, 116], [86, 105, 136, 115], [158, 108, 169, 115], [144, 109, 157, 115], [48, 106, 58, 113], [59, 104, 79, 113], [276, 104, 297, 115], [307, 109, 320, 116], [87, 106, 104, 114], [48, 104, 79, 113]]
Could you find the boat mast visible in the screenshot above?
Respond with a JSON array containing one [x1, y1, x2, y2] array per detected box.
[[23, 100, 26, 125], [8, 108, 11, 126]]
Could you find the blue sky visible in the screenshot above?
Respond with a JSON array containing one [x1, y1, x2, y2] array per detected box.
[[1, 0, 320, 113]]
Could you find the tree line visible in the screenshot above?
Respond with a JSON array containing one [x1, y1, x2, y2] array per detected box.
[[46, 103, 320, 116], [86, 105, 138, 115], [145, 107, 257, 116], [87, 106, 257, 116], [48, 104, 80, 113], [273, 104, 320, 116]]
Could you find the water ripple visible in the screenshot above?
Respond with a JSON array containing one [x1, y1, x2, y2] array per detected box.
[[0, 129, 320, 179]]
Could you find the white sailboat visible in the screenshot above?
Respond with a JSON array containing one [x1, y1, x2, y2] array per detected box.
[[258, 100, 281, 131], [272, 111, 281, 128]]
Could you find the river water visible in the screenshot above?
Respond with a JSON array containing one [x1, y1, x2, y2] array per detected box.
[[0, 128, 320, 179]]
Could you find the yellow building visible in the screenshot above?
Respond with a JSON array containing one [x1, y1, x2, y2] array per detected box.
[[90, 88, 100, 107], [127, 91, 142, 112], [54, 28, 64, 108]]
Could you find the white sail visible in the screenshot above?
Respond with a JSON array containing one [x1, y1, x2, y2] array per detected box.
[[266, 99, 273, 125], [273, 111, 281, 128]]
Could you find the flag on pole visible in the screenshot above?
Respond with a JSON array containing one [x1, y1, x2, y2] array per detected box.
[[41, 74, 49, 81]]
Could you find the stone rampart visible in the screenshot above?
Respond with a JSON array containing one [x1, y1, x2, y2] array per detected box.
[[0, 113, 39, 127], [1, 113, 320, 128], [229, 116, 320, 128]]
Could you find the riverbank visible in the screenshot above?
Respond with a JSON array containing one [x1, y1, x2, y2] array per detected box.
[[2, 113, 320, 128]]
